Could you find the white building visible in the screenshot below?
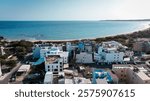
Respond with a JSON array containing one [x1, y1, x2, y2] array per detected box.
[[32, 44, 50, 59], [66, 42, 78, 52], [33, 44, 68, 63], [76, 52, 94, 64], [94, 45, 124, 63], [45, 47, 68, 63], [84, 43, 93, 53], [45, 55, 64, 73], [44, 72, 53, 84], [0, 46, 5, 56], [44, 47, 68, 73], [112, 64, 150, 84]]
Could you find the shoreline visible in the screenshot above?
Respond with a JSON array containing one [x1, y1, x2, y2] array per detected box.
[[30, 23, 150, 43], [4, 23, 150, 43]]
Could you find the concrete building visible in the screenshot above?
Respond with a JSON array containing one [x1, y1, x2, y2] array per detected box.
[[133, 39, 150, 53], [45, 55, 63, 74], [76, 52, 94, 64], [94, 41, 127, 63], [112, 64, 150, 84], [84, 43, 93, 53], [66, 42, 78, 53], [45, 47, 68, 64], [33, 45, 69, 66], [32, 44, 51, 59], [133, 41, 145, 52]]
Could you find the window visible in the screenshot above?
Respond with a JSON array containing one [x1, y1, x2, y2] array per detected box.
[[48, 66, 50, 68], [48, 69, 50, 71]]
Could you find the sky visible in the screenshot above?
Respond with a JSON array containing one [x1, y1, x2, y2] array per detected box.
[[0, 0, 150, 21]]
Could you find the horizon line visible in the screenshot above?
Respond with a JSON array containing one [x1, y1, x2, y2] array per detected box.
[[0, 18, 150, 21]]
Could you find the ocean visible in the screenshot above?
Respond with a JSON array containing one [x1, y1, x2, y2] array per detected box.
[[0, 21, 149, 41]]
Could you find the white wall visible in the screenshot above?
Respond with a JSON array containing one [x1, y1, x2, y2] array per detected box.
[[45, 58, 63, 73], [104, 52, 124, 63], [85, 45, 92, 52], [76, 52, 93, 63], [44, 72, 53, 84]]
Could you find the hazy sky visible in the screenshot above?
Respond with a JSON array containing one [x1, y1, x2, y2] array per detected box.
[[0, 0, 150, 20]]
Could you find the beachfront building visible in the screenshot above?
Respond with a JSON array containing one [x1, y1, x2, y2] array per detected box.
[[44, 47, 68, 73], [32, 44, 51, 59], [66, 42, 78, 58], [33, 44, 68, 63], [45, 47, 68, 63], [94, 41, 125, 64], [76, 52, 94, 64], [66, 42, 78, 52], [112, 64, 150, 84], [43, 47, 68, 84]]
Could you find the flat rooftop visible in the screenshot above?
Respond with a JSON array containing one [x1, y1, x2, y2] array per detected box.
[[45, 55, 60, 64]]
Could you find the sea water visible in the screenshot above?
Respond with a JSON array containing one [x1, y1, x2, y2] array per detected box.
[[0, 21, 149, 40]]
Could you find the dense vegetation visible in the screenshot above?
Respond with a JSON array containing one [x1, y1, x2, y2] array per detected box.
[[94, 28, 150, 48], [8, 40, 33, 60], [0, 40, 33, 68]]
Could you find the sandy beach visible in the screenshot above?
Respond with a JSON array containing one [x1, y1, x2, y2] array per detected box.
[[29, 23, 150, 43]]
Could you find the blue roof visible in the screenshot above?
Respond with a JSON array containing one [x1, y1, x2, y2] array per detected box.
[[93, 69, 113, 84]]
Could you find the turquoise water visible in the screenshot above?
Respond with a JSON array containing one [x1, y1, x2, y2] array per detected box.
[[0, 21, 149, 40]]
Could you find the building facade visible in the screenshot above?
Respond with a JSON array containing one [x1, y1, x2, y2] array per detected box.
[[76, 52, 94, 64], [112, 65, 150, 84], [94, 42, 125, 63]]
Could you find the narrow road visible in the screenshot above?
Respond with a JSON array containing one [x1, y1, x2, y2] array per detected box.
[[0, 62, 21, 84]]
